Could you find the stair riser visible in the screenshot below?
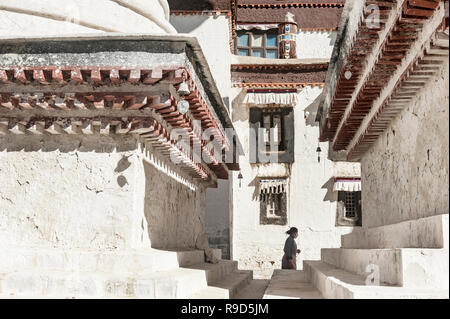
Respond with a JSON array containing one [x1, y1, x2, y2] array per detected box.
[[0, 249, 212, 274], [203, 261, 237, 284], [176, 251, 207, 267], [304, 263, 355, 299], [229, 272, 253, 299], [0, 272, 208, 299], [271, 270, 311, 283]]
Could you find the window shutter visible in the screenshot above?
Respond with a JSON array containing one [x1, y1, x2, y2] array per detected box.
[[249, 107, 262, 163], [279, 107, 295, 163], [356, 191, 362, 226], [338, 191, 345, 203]]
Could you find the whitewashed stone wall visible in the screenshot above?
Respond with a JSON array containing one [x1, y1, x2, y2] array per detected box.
[[0, 0, 176, 37], [0, 135, 206, 251], [231, 86, 359, 278], [361, 60, 449, 228]]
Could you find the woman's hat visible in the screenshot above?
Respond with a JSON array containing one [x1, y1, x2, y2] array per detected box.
[[286, 227, 298, 235]]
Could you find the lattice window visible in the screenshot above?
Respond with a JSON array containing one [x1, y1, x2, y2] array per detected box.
[[337, 191, 362, 227], [259, 179, 288, 226], [344, 191, 357, 218]]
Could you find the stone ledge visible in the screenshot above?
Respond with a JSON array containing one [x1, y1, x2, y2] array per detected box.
[[341, 214, 449, 249], [304, 260, 449, 299], [321, 248, 449, 289]]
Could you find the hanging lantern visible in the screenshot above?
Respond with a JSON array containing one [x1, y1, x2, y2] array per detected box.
[[177, 80, 190, 96], [316, 145, 322, 163], [176, 80, 191, 115], [177, 99, 190, 115], [238, 172, 243, 188]]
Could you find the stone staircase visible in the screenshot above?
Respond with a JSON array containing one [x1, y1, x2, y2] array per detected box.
[[304, 260, 448, 299], [262, 251, 448, 299], [263, 215, 449, 299], [263, 270, 323, 299], [0, 247, 253, 299]]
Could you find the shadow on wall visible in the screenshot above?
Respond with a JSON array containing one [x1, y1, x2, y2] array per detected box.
[[0, 134, 137, 153], [304, 92, 323, 127], [321, 177, 337, 203], [327, 31, 337, 47], [249, 175, 261, 202], [232, 89, 249, 123], [170, 10, 222, 33], [143, 160, 205, 250]]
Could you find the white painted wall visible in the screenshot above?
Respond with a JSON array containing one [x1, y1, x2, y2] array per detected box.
[[296, 31, 337, 59], [361, 60, 449, 228], [231, 86, 359, 278], [0, 134, 206, 251], [0, 0, 176, 37]]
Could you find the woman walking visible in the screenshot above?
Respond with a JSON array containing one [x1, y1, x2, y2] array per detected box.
[[282, 227, 300, 270]]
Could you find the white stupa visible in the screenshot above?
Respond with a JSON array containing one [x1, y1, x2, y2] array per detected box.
[[0, 0, 176, 37]]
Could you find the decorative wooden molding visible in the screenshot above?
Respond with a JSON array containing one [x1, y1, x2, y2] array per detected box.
[[320, 0, 445, 154], [0, 65, 234, 181], [233, 82, 324, 88]]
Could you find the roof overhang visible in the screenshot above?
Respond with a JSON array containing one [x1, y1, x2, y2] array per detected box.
[[0, 34, 239, 182], [317, 0, 449, 161]]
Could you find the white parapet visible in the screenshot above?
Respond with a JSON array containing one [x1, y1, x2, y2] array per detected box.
[[341, 214, 449, 249], [321, 248, 449, 290]]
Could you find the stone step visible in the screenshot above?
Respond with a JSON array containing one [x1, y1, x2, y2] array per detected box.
[[342, 214, 448, 249], [263, 270, 323, 299], [188, 270, 253, 299], [187, 286, 231, 299], [304, 260, 449, 299], [0, 267, 211, 299], [183, 260, 237, 284], [321, 248, 449, 289], [269, 269, 311, 284], [233, 279, 269, 299], [0, 247, 217, 274]]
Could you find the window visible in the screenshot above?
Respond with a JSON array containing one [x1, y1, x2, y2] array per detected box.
[[343, 192, 357, 218], [235, 31, 278, 58], [259, 179, 288, 225], [266, 194, 283, 218], [249, 107, 295, 164], [337, 191, 362, 226], [261, 109, 284, 151]]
